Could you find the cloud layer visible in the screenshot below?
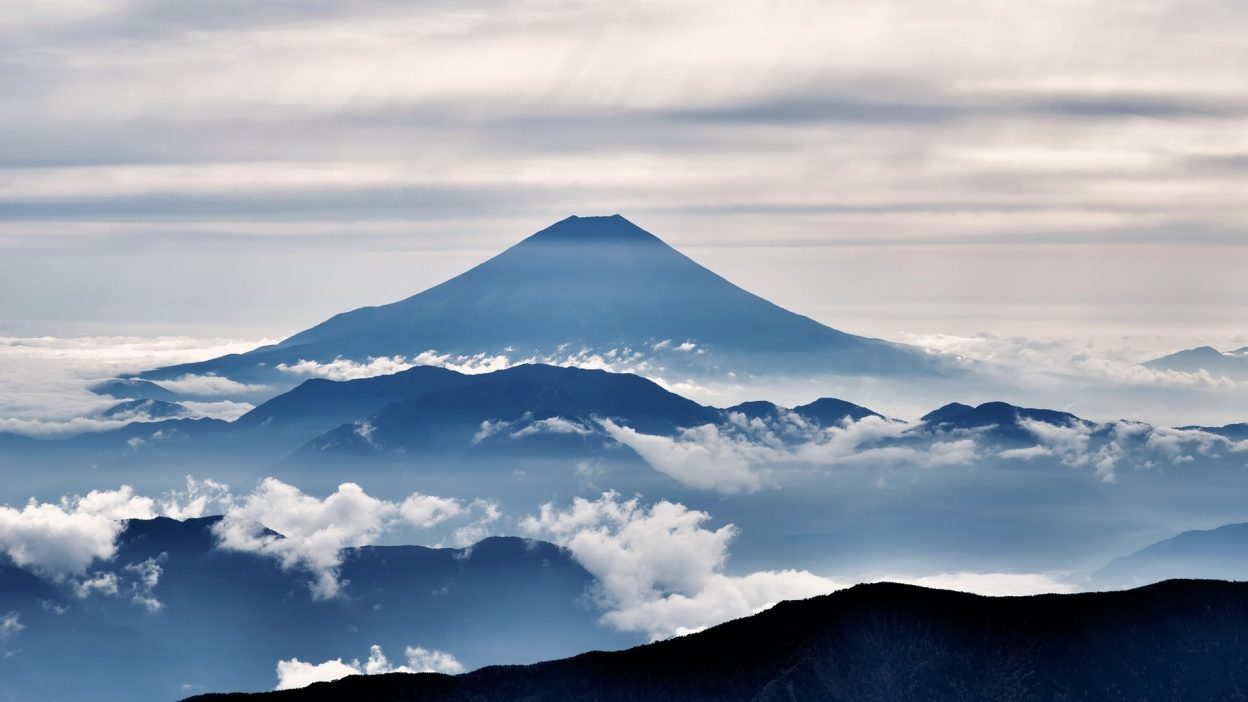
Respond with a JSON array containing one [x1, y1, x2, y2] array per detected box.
[[275, 644, 464, 690]]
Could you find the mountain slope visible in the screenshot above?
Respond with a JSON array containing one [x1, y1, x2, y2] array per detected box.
[[0, 517, 628, 702], [293, 363, 720, 458], [186, 579, 1248, 702], [138, 215, 938, 388], [1093, 522, 1248, 588], [1143, 345, 1248, 381]]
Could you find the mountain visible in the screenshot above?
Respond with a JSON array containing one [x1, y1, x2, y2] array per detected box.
[[1185, 422, 1248, 441], [792, 397, 883, 424], [1093, 522, 1248, 588], [293, 364, 721, 459], [136, 215, 939, 393], [918, 401, 1086, 443], [1142, 345, 1248, 381], [232, 365, 473, 439], [91, 378, 180, 401], [186, 579, 1248, 702], [101, 398, 187, 420], [0, 517, 629, 702], [724, 398, 883, 425]]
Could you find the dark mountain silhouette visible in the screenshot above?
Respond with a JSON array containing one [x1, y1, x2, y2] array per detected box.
[[1143, 345, 1248, 381], [1185, 422, 1248, 441], [136, 215, 939, 391], [1093, 522, 1248, 588], [232, 365, 472, 439], [918, 401, 1086, 443], [724, 398, 883, 425], [91, 378, 179, 401], [186, 579, 1248, 702], [793, 397, 883, 424], [0, 517, 629, 702], [294, 364, 720, 458]]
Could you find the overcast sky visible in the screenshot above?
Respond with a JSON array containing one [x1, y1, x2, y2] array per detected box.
[[2, 0, 1245, 349]]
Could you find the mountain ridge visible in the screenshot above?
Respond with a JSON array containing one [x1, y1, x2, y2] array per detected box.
[[135, 215, 940, 390], [183, 579, 1248, 702]]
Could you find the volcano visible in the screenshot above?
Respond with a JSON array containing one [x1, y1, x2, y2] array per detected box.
[[137, 215, 938, 390]]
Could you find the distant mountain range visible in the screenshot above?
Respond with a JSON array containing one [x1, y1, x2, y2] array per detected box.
[[126, 215, 943, 395], [1143, 345, 1248, 381], [17, 364, 1246, 478], [186, 579, 1248, 702], [1093, 522, 1248, 588], [0, 516, 627, 702]]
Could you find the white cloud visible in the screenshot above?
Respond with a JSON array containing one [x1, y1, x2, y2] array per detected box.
[[521, 492, 844, 640], [1018, 417, 1124, 482], [0, 486, 154, 578], [0, 612, 23, 639], [891, 571, 1076, 596], [123, 556, 165, 613], [399, 494, 464, 528], [998, 445, 1053, 460], [178, 400, 255, 421], [152, 373, 269, 396], [600, 413, 975, 494], [602, 569, 842, 638], [212, 478, 499, 598], [274, 657, 359, 690], [275, 644, 463, 690], [1145, 425, 1248, 463], [161, 477, 232, 520], [212, 479, 402, 599], [893, 332, 1244, 390], [277, 346, 664, 385], [449, 499, 502, 548], [0, 335, 270, 436], [401, 646, 465, 675], [599, 420, 766, 494], [510, 417, 594, 438], [73, 571, 120, 598]]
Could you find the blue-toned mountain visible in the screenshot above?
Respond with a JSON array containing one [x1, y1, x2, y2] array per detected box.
[[137, 215, 940, 392]]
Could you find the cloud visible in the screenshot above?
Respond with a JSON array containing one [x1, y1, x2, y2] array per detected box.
[[892, 571, 1076, 596], [123, 556, 166, 613], [998, 445, 1053, 460], [276, 346, 665, 384], [0, 336, 271, 436], [1145, 425, 1248, 463], [601, 569, 842, 638], [275, 657, 359, 691], [178, 400, 255, 421], [212, 478, 500, 598], [893, 332, 1244, 390], [152, 373, 269, 396], [0, 612, 23, 639], [0, 486, 154, 578], [600, 413, 973, 493], [160, 476, 232, 520], [510, 417, 594, 438], [600, 419, 766, 493], [520, 492, 845, 639], [398, 493, 465, 528], [448, 499, 502, 548], [72, 571, 120, 598], [212, 479, 403, 599], [275, 644, 463, 690]]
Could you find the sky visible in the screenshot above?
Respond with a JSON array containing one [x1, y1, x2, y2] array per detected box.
[[1, 0, 1245, 349]]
